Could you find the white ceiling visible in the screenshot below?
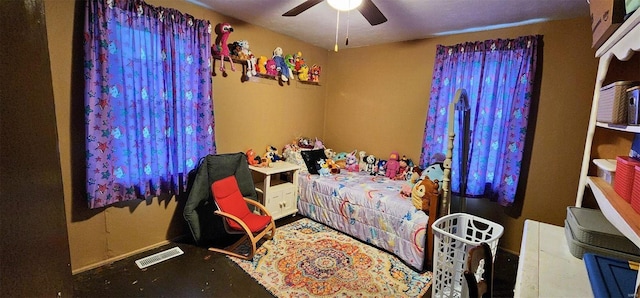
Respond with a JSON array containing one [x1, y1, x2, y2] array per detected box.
[[189, 0, 591, 51]]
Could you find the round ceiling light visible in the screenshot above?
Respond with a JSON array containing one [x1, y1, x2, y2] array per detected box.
[[327, 0, 363, 11]]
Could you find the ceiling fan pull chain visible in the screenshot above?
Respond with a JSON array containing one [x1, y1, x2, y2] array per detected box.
[[346, 6, 350, 46], [334, 10, 340, 52]]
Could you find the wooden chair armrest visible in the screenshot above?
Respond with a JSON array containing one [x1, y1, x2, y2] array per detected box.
[[243, 198, 273, 217], [214, 210, 253, 234]]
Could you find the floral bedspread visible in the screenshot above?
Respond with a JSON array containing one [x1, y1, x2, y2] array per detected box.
[[297, 170, 429, 271]]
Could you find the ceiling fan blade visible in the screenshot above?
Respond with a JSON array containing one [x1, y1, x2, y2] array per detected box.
[[357, 0, 387, 26], [282, 0, 325, 17]]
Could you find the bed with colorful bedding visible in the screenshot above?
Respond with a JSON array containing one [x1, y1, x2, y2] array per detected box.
[[297, 170, 435, 271]]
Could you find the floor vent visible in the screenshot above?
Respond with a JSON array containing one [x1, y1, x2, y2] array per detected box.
[[135, 247, 184, 269]]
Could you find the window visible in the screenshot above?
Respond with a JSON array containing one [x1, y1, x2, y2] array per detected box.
[[84, 0, 214, 208], [420, 36, 540, 206]]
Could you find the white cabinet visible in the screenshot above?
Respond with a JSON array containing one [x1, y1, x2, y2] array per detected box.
[[575, 8, 640, 293], [249, 161, 300, 220]]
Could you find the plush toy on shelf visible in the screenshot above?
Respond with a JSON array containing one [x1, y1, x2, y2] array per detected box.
[[273, 47, 293, 82], [294, 51, 305, 72], [385, 152, 400, 179], [309, 64, 322, 82], [212, 22, 235, 73], [298, 64, 309, 81], [285, 54, 296, 73], [256, 56, 268, 74], [265, 58, 278, 76], [237, 40, 256, 77]]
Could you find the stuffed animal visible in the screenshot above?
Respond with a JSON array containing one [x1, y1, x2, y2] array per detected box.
[[324, 148, 336, 160], [256, 56, 268, 74], [272, 47, 293, 82], [313, 137, 325, 149], [326, 158, 340, 174], [294, 51, 305, 72], [411, 178, 440, 212], [394, 156, 410, 180], [385, 152, 400, 179], [421, 162, 444, 191], [246, 149, 260, 166], [334, 152, 348, 169], [345, 150, 359, 172], [265, 145, 282, 162], [358, 151, 367, 171], [212, 22, 235, 73], [309, 64, 321, 82], [317, 159, 331, 176], [365, 154, 377, 175], [377, 160, 387, 176], [236, 40, 256, 77], [298, 64, 309, 81], [285, 54, 296, 72], [298, 137, 314, 149], [265, 59, 277, 76]]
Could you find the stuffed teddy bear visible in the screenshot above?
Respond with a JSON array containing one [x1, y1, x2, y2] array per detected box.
[[345, 150, 359, 172], [411, 178, 440, 212], [421, 162, 444, 191], [385, 151, 400, 179]]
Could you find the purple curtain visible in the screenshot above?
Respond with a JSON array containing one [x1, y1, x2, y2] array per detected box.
[[420, 36, 539, 206], [84, 0, 215, 208]]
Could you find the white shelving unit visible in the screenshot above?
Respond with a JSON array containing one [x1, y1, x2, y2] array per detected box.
[[249, 161, 300, 220], [575, 8, 640, 293]]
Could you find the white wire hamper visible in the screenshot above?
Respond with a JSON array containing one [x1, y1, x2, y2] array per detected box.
[[431, 213, 505, 298]]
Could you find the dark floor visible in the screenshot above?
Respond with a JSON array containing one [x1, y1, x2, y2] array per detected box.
[[73, 216, 519, 297]]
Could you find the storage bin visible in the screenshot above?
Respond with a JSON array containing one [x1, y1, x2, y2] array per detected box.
[[564, 220, 640, 262], [593, 158, 617, 185], [590, 0, 627, 49], [431, 213, 504, 298], [614, 156, 640, 202], [597, 81, 640, 124], [631, 166, 640, 213], [566, 207, 640, 255], [629, 86, 640, 125]]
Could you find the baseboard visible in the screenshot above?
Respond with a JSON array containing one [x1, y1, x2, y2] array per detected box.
[[72, 234, 189, 275]]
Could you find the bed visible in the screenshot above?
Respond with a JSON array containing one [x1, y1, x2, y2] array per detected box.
[[295, 89, 470, 272]]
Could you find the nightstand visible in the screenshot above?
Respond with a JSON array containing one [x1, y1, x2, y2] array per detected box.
[[249, 161, 300, 220]]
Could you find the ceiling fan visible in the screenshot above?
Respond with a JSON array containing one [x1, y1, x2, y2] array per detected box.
[[282, 0, 388, 26]]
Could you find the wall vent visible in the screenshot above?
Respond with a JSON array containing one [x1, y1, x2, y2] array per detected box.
[[135, 247, 184, 269]]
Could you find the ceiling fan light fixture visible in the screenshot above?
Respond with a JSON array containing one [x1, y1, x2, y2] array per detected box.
[[327, 0, 363, 11]]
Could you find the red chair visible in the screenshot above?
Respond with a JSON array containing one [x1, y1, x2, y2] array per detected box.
[[209, 175, 275, 260]]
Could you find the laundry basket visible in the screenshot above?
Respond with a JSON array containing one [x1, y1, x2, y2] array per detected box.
[[431, 213, 504, 298]]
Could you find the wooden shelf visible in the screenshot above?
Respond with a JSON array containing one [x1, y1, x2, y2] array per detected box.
[[596, 122, 640, 133], [587, 176, 640, 248]]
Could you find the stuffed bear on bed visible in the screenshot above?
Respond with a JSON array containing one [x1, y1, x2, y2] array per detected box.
[[411, 178, 440, 213]]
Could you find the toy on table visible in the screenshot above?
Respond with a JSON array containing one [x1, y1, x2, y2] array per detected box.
[[246, 149, 260, 166], [265, 145, 282, 162], [212, 22, 235, 74], [385, 151, 400, 179]]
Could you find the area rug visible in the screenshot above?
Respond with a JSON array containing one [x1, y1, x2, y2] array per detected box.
[[228, 218, 432, 297]]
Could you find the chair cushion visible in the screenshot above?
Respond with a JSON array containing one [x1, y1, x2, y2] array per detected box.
[[212, 175, 271, 232]]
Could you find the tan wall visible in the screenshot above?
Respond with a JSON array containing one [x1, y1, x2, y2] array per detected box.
[[44, 0, 328, 272], [325, 18, 598, 253], [45, 0, 597, 272]]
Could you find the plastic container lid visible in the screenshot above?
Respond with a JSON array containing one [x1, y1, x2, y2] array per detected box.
[[593, 159, 617, 172]]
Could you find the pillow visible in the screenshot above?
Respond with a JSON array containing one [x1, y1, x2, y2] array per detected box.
[[300, 149, 327, 174]]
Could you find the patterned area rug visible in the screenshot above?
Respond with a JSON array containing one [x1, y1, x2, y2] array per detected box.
[[228, 218, 432, 297]]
